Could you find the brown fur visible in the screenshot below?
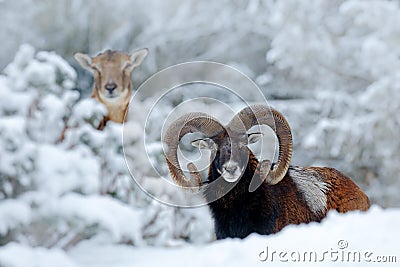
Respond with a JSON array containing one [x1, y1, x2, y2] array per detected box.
[[276, 167, 369, 231], [74, 49, 148, 130], [90, 51, 132, 127], [308, 167, 371, 212], [270, 177, 320, 232], [271, 166, 370, 233], [207, 149, 370, 239]]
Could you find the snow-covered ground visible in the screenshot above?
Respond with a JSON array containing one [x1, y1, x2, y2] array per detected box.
[[1, 206, 398, 267]]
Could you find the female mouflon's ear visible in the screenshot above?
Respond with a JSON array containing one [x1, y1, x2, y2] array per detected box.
[[74, 53, 93, 71], [130, 48, 149, 69]]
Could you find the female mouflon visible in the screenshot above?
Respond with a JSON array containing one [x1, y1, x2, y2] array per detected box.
[[74, 49, 148, 129]]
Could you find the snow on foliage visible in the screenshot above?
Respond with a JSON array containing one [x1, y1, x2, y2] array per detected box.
[[266, 0, 400, 205], [0, 45, 213, 252]]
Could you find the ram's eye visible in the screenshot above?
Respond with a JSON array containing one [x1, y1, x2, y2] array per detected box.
[[247, 133, 263, 145], [191, 138, 216, 150]]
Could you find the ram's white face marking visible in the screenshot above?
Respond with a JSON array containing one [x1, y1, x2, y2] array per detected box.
[[221, 161, 244, 182], [192, 132, 263, 183], [289, 167, 328, 215]]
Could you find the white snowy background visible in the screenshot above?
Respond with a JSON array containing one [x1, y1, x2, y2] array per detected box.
[[0, 0, 399, 266]]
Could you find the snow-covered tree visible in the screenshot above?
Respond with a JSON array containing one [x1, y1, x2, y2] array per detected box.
[[265, 0, 400, 206], [0, 45, 213, 250]]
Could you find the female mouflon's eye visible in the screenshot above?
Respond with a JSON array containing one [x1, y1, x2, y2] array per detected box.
[[124, 63, 133, 70], [91, 65, 100, 73]]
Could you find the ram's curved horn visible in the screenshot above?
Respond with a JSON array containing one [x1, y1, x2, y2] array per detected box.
[[228, 105, 292, 185], [163, 113, 224, 189]]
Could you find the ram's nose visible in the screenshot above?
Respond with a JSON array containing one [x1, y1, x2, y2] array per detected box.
[[223, 163, 238, 174]]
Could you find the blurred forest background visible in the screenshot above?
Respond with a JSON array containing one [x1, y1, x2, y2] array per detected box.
[[0, 0, 399, 266]]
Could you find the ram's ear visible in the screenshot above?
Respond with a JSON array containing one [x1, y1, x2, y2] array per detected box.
[[191, 138, 216, 150], [74, 53, 93, 71], [248, 132, 263, 144]]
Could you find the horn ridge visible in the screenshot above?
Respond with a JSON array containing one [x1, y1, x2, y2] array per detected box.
[[228, 105, 293, 185], [163, 113, 224, 189]]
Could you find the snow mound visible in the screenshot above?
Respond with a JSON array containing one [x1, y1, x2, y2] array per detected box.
[[1, 206, 399, 266], [67, 206, 399, 267], [0, 243, 78, 267]]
